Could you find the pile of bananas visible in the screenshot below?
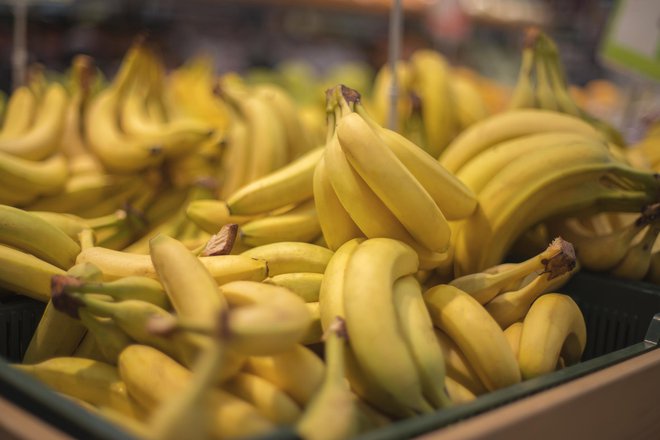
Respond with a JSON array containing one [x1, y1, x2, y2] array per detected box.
[[0, 29, 658, 440]]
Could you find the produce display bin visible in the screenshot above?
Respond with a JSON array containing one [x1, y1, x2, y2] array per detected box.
[[0, 271, 659, 440]]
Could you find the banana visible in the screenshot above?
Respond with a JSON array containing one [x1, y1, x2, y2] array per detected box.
[[323, 129, 443, 269], [148, 331, 226, 440], [28, 211, 89, 241], [265, 272, 322, 303], [370, 61, 412, 131], [241, 242, 333, 276], [73, 331, 106, 362], [485, 255, 578, 329], [0, 151, 68, 197], [13, 357, 145, 419], [118, 344, 274, 438], [219, 115, 251, 199], [449, 238, 570, 304], [224, 372, 302, 425], [239, 199, 321, 247], [78, 309, 133, 365], [337, 111, 450, 252], [343, 238, 432, 412], [76, 246, 268, 282], [226, 146, 324, 216], [610, 223, 660, 280], [450, 73, 489, 130], [0, 244, 66, 301], [456, 131, 608, 195], [0, 204, 80, 269], [434, 330, 486, 395], [508, 30, 537, 110], [0, 86, 36, 139], [439, 109, 602, 173], [409, 49, 457, 157], [150, 234, 228, 327], [300, 301, 322, 345], [254, 83, 315, 160], [186, 199, 255, 234], [244, 344, 325, 407], [312, 156, 364, 251], [84, 47, 164, 173], [392, 275, 450, 408], [297, 317, 363, 440], [534, 44, 559, 111], [503, 322, 524, 359], [0, 82, 68, 160], [518, 293, 586, 379], [66, 276, 170, 309], [355, 102, 477, 220], [444, 376, 477, 405], [424, 284, 521, 391], [22, 262, 102, 364], [218, 280, 312, 356], [454, 141, 659, 274]]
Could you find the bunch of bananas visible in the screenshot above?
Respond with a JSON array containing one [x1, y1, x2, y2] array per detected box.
[[0, 27, 658, 440]]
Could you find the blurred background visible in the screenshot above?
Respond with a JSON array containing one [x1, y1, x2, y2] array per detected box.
[[0, 0, 657, 135]]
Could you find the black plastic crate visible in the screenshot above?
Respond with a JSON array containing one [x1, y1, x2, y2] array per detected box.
[[0, 271, 658, 440]]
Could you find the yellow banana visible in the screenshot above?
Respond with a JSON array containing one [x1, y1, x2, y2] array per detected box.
[[424, 284, 521, 391], [239, 199, 320, 247], [434, 330, 486, 395], [450, 72, 489, 130], [0, 244, 65, 301], [518, 293, 586, 379], [241, 241, 333, 275], [439, 109, 602, 173], [67, 275, 169, 309], [0, 204, 80, 269], [224, 372, 302, 425], [392, 275, 450, 408], [186, 199, 255, 235], [76, 246, 268, 283], [312, 156, 363, 251], [0, 86, 36, 139], [0, 151, 68, 197], [0, 82, 68, 160], [297, 317, 363, 440], [14, 357, 145, 419], [118, 344, 274, 438], [610, 223, 660, 280], [265, 272, 322, 303], [444, 376, 477, 405], [226, 146, 324, 216], [503, 321, 524, 359], [300, 301, 322, 345]]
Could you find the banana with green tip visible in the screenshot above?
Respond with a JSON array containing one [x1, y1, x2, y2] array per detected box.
[[518, 293, 586, 379], [62, 275, 170, 309], [424, 284, 521, 391]]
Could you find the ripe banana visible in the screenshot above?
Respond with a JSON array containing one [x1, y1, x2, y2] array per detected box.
[[392, 275, 450, 408], [219, 280, 312, 355], [265, 272, 322, 303], [439, 109, 602, 173], [239, 199, 321, 247], [503, 321, 524, 359], [224, 372, 302, 425], [0, 244, 65, 301], [66, 275, 170, 309], [297, 317, 363, 440], [343, 238, 432, 413], [312, 156, 363, 251], [240, 241, 333, 276], [244, 344, 325, 407], [0, 204, 80, 269], [337, 112, 450, 253], [518, 293, 587, 379], [0, 82, 68, 160], [186, 199, 256, 234], [14, 357, 145, 419], [0, 86, 36, 139], [150, 234, 228, 327], [118, 344, 274, 438], [226, 146, 323, 215], [76, 246, 268, 283], [0, 151, 69, 197], [610, 223, 660, 280], [424, 284, 521, 391], [444, 376, 477, 405], [434, 330, 486, 395]]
